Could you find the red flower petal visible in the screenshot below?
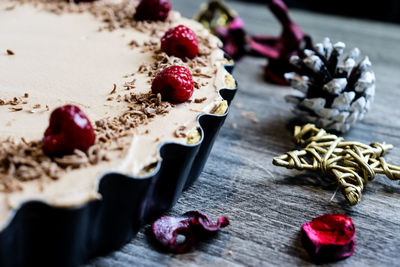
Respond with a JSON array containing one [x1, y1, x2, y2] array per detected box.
[[183, 211, 230, 231], [151, 216, 195, 254], [302, 214, 356, 262], [152, 211, 229, 253]]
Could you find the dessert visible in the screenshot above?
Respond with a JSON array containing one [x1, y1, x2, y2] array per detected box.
[[0, 0, 236, 237]]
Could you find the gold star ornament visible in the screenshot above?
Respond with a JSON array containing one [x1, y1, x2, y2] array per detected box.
[[273, 124, 400, 205]]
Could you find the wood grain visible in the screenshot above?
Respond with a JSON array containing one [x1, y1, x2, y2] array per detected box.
[[87, 0, 400, 265]]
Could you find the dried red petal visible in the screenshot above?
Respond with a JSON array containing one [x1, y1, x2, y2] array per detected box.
[[182, 211, 230, 231], [302, 214, 356, 262], [249, 0, 312, 85], [152, 211, 229, 253]]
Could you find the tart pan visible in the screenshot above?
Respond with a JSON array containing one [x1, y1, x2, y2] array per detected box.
[[0, 59, 237, 267]]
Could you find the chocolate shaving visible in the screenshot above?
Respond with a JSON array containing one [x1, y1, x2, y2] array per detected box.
[[194, 97, 207, 103], [6, 49, 14, 55], [174, 126, 187, 138], [8, 106, 23, 112], [0, 95, 29, 107], [109, 83, 117, 94], [128, 40, 139, 48]]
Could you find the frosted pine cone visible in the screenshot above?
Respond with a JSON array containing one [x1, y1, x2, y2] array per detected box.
[[284, 38, 375, 133]]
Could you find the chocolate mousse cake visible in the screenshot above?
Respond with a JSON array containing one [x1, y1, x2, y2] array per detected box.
[[0, 0, 235, 236]]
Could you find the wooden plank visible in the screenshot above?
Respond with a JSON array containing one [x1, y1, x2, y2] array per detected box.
[[87, 0, 400, 265]]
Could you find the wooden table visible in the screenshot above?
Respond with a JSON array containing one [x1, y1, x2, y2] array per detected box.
[[87, 0, 400, 265]]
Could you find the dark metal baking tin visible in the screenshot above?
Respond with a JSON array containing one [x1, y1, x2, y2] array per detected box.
[[0, 59, 237, 267]]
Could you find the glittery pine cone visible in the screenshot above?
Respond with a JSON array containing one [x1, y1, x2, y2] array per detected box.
[[284, 38, 375, 133]]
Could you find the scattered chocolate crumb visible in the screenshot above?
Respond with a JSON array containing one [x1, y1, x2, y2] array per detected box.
[[144, 129, 150, 134], [8, 106, 23, 112], [138, 64, 149, 73], [174, 126, 187, 138], [33, 104, 41, 109], [193, 72, 213, 79], [154, 138, 160, 142], [6, 49, 14, 55], [23, 93, 29, 98], [194, 97, 207, 103], [110, 83, 117, 94], [10, 97, 19, 105], [46, 105, 50, 111], [123, 73, 135, 78], [194, 81, 201, 89], [21, 137, 28, 145], [123, 79, 136, 90], [95, 93, 172, 144], [128, 40, 139, 48]]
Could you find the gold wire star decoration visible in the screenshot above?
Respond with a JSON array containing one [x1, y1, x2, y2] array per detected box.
[[273, 124, 400, 205]]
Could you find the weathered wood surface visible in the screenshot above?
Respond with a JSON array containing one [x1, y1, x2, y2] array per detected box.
[[87, 0, 400, 266]]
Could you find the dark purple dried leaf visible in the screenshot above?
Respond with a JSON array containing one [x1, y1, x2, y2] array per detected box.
[[152, 211, 229, 253]]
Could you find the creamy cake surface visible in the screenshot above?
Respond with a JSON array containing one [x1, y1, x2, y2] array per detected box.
[[0, 0, 233, 229]]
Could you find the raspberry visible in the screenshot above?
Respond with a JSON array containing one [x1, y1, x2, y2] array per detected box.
[[134, 0, 171, 21], [161, 25, 198, 59], [43, 105, 96, 156], [152, 66, 194, 103]]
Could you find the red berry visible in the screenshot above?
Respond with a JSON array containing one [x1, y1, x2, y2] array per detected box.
[[43, 105, 96, 156], [152, 66, 194, 103], [134, 0, 171, 21], [161, 25, 199, 59]]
